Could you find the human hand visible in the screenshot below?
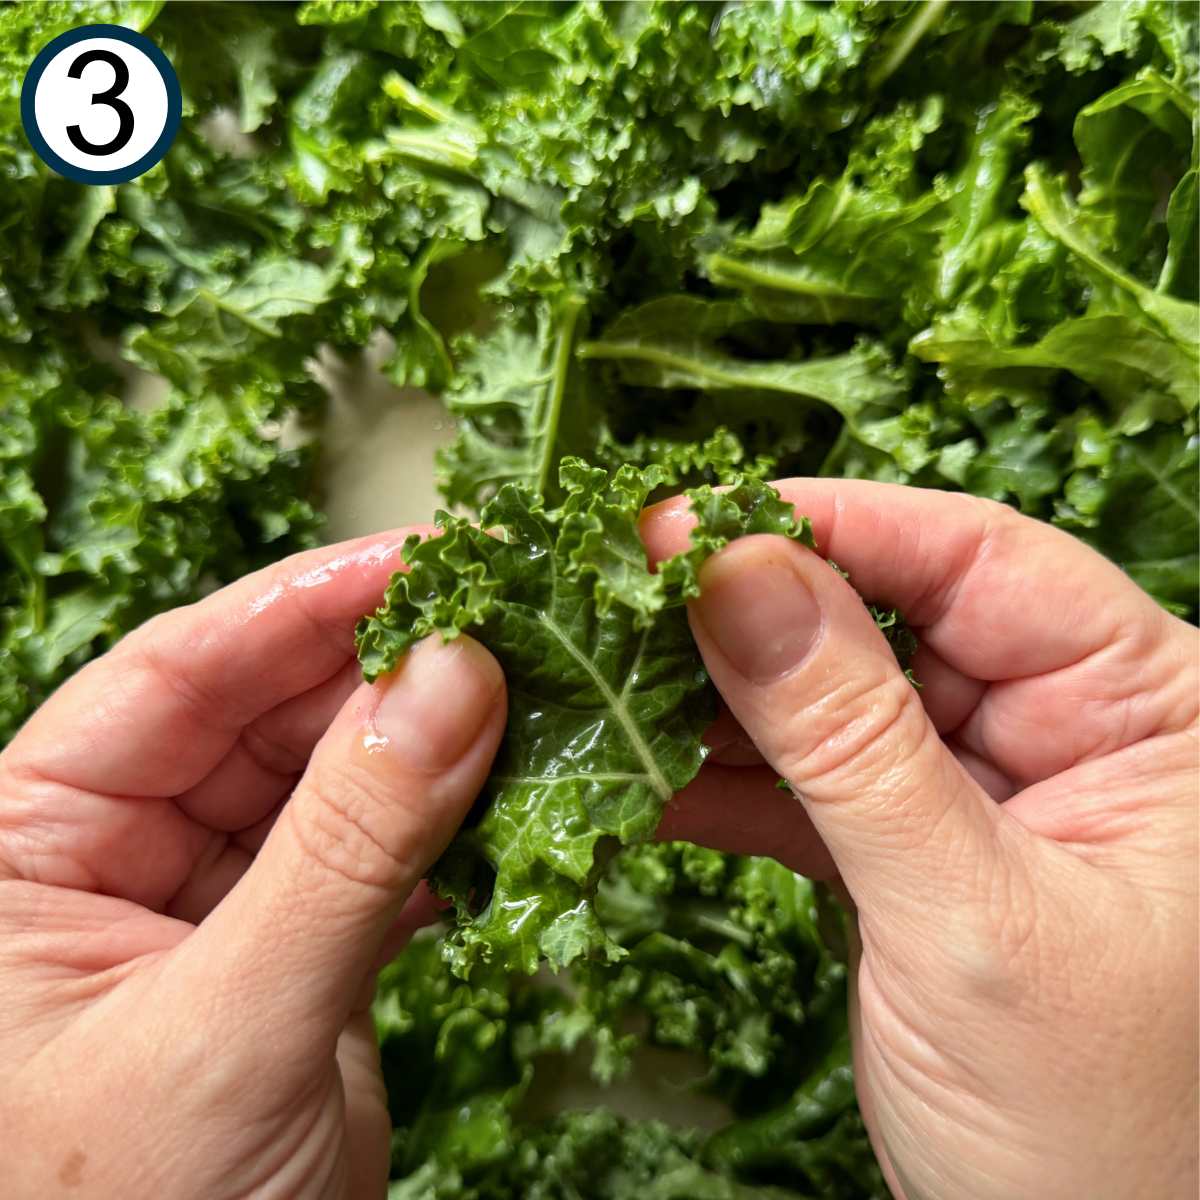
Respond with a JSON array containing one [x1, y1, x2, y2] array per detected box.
[[642, 481, 1198, 1200], [0, 533, 506, 1198]]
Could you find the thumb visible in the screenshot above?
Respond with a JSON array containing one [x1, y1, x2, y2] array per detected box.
[[182, 635, 505, 1043], [688, 535, 1003, 919]]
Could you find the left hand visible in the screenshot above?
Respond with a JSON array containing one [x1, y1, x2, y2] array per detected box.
[[0, 532, 507, 1199]]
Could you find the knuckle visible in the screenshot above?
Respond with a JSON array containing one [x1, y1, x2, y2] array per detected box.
[[910, 497, 1010, 625], [968, 493, 1022, 527], [782, 667, 928, 798], [274, 566, 358, 657], [120, 604, 198, 663], [121, 607, 179, 648], [290, 759, 416, 892], [123, 617, 227, 720]]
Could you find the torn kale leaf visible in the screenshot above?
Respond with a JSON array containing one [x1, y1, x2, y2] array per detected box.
[[358, 462, 811, 975]]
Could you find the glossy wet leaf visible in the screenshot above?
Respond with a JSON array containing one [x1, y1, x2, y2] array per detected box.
[[358, 462, 811, 975]]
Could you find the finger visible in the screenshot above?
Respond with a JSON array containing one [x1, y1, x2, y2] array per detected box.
[[0, 764, 213, 904], [947, 739, 1016, 802], [712, 641, 984, 746], [161, 800, 285, 923], [951, 623, 1198, 786], [704, 705, 766, 765], [174, 635, 505, 1043], [163, 836, 253, 925], [175, 660, 362, 833], [338, 1011, 392, 1198], [685, 535, 1008, 916], [843, 645, 1011, 797], [0, 881, 191, 981], [5, 528, 434, 798], [657, 764, 837, 879], [906, 643, 985, 735], [641, 480, 1163, 682], [164, 816, 451, 932], [0, 660, 362, 909], [1001, 731, 1198, 884]]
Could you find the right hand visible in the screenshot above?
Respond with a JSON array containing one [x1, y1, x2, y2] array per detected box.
[[642, 480, 1198, 1200]]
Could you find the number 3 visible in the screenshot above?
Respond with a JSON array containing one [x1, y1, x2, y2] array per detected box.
[[66, 48, 134, 156]]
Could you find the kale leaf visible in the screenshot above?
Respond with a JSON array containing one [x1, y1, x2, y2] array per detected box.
[[358, 462, 813, 975]]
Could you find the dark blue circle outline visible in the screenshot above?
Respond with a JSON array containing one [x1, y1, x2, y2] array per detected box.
[[20, 24, 181, 185]]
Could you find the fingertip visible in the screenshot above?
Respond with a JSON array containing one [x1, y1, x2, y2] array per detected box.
[[452, 633, 507, 697], [638, 496, 697, 567], [406, 630, 506, 695], [695, 529, 822, 585], [368, 634, 505, 772], [690, 535, 829, 686], [437, 634, 508, 741]]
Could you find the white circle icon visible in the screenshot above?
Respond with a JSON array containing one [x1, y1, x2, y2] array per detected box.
[[21, 25, 181, 185]]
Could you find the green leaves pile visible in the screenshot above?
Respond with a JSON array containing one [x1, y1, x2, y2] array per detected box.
[[376, 845, 884, 1200], [2, 1, 1196, 1197]]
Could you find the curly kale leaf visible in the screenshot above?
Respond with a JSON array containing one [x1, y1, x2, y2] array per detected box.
[[0, 339, 321, 742], [357, 462, 811, 976], [435, 295, 591, 510], [1054, 414, 1199, 618]]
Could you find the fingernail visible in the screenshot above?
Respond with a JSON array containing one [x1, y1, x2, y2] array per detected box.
[[693, 539, 822, 683], [372, 636, 502, 770]]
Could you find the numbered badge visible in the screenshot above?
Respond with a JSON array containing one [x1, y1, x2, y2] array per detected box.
[[21, 23, 181, 185]]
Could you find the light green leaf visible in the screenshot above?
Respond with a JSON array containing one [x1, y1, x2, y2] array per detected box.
[[437, 295, 588, 508], [1022, 165, 1200, 359]]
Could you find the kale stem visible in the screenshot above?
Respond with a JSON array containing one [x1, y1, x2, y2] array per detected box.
[[869, 0, 949, 91], [534, 295, 584, 498], [383, 72, 479, 135]]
